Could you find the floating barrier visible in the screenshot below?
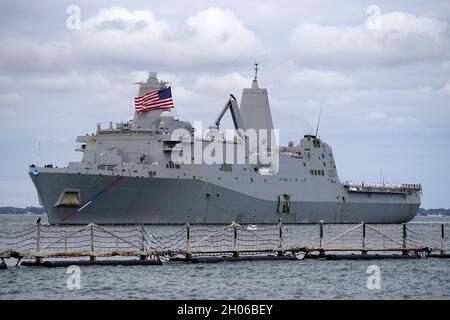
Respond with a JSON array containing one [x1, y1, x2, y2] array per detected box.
[[21, 259, 161, 267], [172, 254, 301, 263], [0, 221, 448, 267], [304, 253, 424, 260]]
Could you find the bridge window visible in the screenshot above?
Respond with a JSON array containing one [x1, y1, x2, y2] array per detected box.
[[166, 161, 180, 169], [220, 164, 232, 172]]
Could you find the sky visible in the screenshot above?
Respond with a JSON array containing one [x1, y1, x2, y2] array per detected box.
[[0, 0, 449, 209]]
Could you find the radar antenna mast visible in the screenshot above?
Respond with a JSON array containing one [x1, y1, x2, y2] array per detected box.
[[315, 103, 323, 137], [36, 141, 41, 166]]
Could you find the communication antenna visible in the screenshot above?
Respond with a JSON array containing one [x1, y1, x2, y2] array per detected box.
[[315, 103, 323, 137], [254, 62, 259, 80], [36, 141, 41, 166], [172, 108, 179, 120]]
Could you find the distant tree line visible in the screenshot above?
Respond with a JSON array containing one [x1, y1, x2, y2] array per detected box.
[[417, 208, 450, 216], [0, 207, 45, 214]]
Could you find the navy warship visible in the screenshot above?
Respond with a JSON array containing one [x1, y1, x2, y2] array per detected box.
[[29, 68, 422, 224]]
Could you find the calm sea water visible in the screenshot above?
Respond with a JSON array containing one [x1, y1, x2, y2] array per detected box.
[[1, 214, 449, 300]]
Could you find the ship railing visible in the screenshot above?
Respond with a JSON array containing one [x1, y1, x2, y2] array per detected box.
[[343, 181, 421, 193]]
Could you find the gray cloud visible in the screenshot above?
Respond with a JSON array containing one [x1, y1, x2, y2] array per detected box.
[[289, 11, 450, 67]]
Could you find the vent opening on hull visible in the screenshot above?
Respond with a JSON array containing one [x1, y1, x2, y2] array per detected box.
[[54, 189, 81, 208]]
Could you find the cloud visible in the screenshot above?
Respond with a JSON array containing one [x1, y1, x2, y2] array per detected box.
[[195, 72, 251, 95], [172, 85, 205, 105], [0, 93, 23, 104], [418, 86, 433, 94], [28, 71, 121, 92], [186, 7, 262, 56], [74, 6, 263, 69], [0, 7, 263, 73], [389, 116, 418, 124], [0, 38, 71, 73], [367, 112, 387, 120], [367, 112, 418, 124], [440, 81, 450, 95], [82, 6, 173, 37], [290, 11, 450, 66], [288, 69, 355, 89], [414, 81, 450, 96], [0, 70, 130, 95]]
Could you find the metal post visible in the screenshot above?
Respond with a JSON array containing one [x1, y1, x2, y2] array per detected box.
[[36, 221, 42, 265], [402, 223, 407, 255], [140, 225, 145, 252], [362, 222, 367, 255], [441, 224, 445, 255], [90, 224, 96, 261], [278, 218, 283, 256], [64, 232, 68, 253], [233, 222, 239, 257], [36, 221, 41, 253], [319, 220, 324, 257], [139, 224, 146, 260], [185, 223, 191, 260]]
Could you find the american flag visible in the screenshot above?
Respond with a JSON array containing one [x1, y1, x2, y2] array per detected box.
[[134, 87, 174, 113]]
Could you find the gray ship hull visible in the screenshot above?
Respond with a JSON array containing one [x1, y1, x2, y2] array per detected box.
[[30, 171, 420, 224]]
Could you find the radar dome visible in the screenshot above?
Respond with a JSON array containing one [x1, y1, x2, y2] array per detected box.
[[160, 110, 172, 118]]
